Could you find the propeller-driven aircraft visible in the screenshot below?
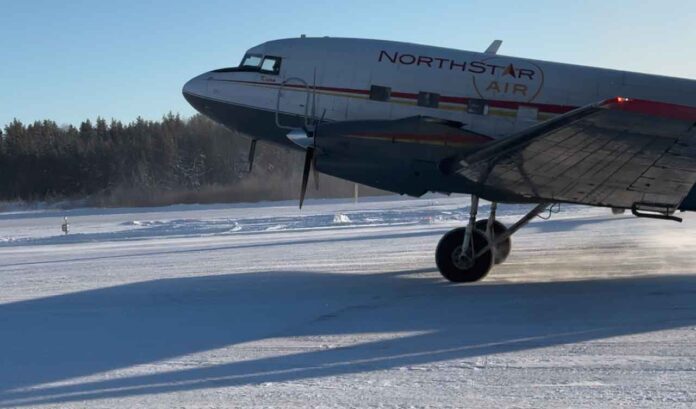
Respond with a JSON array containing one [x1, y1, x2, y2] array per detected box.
[[183, 37, 696, 283]]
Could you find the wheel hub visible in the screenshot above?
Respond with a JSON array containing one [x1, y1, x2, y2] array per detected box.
[[452, 245, 475, 269]]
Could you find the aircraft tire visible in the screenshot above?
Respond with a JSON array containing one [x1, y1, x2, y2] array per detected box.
[[435, 227, 493, 283], [475, 220, 511, 265]]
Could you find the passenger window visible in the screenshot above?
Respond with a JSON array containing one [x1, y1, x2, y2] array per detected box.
[[517, 105, 539, 121], [418, 92, 440, 108], [260, 56, 282, 75], [369, 85, 391, 102], [467, 99, 488, 115]]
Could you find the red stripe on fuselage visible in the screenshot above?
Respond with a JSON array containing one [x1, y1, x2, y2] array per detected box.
[[604, 98, 696, 122], [215, 79, 577, 115]]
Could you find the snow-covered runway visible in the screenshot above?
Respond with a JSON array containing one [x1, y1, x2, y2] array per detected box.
[[1, 196, 695, 408]]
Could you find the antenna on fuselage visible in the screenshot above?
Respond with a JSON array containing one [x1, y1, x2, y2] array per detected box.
[[484, 40, 503, 55]]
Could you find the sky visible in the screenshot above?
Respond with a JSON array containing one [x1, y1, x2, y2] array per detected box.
[[1, 0, 694, 127]]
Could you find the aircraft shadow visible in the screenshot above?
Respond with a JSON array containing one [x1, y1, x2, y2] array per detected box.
[[0, 269, 694, 406]]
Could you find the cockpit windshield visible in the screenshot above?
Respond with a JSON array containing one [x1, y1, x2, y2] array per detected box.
[[212, 54, 282, 75], [240, 54, 262, 68]]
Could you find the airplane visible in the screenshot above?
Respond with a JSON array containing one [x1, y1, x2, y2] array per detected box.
[[183, 36, 696, 283]]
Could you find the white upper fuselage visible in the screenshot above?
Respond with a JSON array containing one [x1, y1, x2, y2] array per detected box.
[[184, 37, 696, 141]]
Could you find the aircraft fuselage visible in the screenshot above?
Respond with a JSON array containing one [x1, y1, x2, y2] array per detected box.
[[183, 37, 696, 201]]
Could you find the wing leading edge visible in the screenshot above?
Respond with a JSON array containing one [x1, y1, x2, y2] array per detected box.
[[446, 98, 696, 214]]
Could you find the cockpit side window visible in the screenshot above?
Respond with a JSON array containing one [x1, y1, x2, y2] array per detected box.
[[260, 56, 282, 75]]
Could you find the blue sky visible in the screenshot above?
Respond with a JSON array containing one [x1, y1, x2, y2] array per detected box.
[[1, 0, 694, 127]]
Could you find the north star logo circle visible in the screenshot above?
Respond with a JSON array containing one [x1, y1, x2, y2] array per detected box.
[[472, 57, 545, 103]]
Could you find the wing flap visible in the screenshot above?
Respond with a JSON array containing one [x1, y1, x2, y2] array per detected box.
[[451, 98, 696, 210]]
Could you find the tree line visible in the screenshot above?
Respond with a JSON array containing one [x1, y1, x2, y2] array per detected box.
[[0, 114, 370, 206]]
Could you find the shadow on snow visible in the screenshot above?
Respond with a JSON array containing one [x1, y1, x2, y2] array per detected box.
[[0, 269, 695, 406]]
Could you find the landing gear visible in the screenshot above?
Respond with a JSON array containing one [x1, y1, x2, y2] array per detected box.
[[435, 195, 494, 283], [435, 227, 493, 282], [435, 197, 549, 283]]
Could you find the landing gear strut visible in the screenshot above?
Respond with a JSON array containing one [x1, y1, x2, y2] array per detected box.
[[475, 202, 510, 265], [435, 197, 549, 283]]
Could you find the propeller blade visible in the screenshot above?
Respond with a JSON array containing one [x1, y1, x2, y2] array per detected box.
[[298, 108, 325, 208], [247, 139, 257, 173], [299, 147, 314, 209]]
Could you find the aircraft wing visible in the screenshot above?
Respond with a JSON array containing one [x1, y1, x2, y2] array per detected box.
[[445, 98, 696, 215]]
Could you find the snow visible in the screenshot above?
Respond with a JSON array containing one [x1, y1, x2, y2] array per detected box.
[[332, 213, 351, 224], [0, 195, 695, 408]]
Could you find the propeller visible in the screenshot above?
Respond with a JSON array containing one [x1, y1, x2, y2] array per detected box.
[[299, 146, 314, 209], [297, 109, 326, 209]]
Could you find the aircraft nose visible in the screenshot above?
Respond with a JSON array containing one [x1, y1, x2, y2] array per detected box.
[[182, 73, 209, 97]]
